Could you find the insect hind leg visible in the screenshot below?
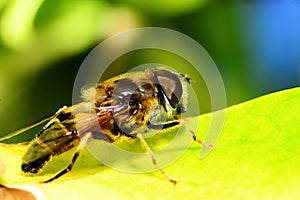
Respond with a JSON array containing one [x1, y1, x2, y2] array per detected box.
[[41, 132, 92, 183]]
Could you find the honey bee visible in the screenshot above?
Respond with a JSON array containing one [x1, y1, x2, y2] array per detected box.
[[1, 68, 205, 185]]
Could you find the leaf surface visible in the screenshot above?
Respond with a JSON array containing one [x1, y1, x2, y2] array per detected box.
[[0, 87, 299, 199]]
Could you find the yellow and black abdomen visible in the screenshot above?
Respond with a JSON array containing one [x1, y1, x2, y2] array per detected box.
[[21, 110, 80, 173]]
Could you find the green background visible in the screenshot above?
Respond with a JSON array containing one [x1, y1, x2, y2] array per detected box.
[[1, 0, 299, 140], [0, 1, 299, 199]]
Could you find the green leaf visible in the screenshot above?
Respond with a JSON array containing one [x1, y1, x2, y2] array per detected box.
[[0, 87, 299, 199]]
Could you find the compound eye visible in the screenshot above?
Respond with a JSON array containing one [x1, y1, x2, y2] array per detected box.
[[153, 69, 183, 109]]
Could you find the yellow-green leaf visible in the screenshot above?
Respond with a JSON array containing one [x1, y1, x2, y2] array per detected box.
[[0, 87, 299, 199]]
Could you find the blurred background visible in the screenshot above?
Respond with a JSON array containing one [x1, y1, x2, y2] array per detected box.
[[0, 0, 299, 142]]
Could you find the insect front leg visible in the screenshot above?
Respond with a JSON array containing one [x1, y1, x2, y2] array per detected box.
[[148, 119, 214, 149], [181, 120, 215, 149], [136, 132, 178, 186], [148, 119, 202, 142], [42, 132, 92, 183]]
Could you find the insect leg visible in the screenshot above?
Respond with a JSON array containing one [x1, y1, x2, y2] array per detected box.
[[0, 106, 68, 142], [149, 119, 214, 149], [148, 119, 204, 143], [42, 132, 92, 183], [182, 120, 215, 149], [136, 132, 178, 186], [147, 120, 180, 130]]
